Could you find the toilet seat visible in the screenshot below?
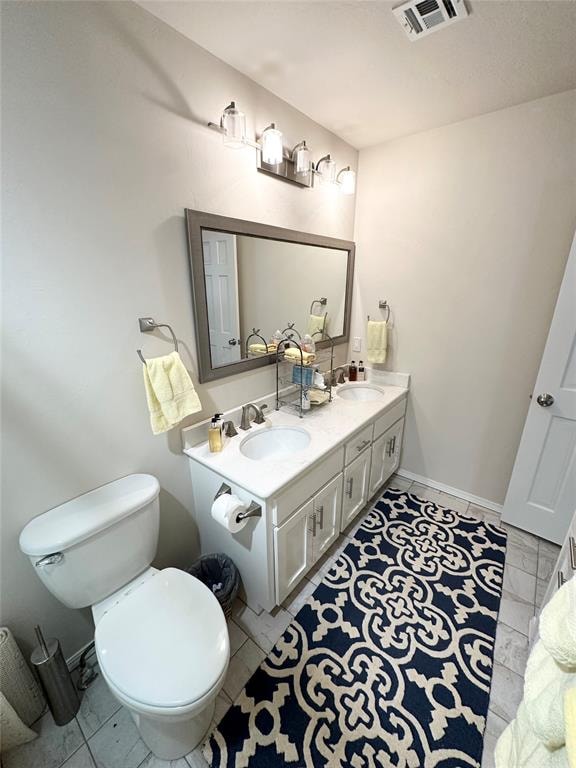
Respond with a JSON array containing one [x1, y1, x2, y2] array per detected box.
[[94, 568, 229, 713]]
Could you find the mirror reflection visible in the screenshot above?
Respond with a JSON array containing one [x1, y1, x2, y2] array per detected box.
[[201, 230, 349, 368]]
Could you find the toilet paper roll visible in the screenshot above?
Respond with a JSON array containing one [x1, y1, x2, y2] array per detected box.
[[211, 494, 248, 533]]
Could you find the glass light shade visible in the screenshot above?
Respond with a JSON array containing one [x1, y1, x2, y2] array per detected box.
[[221, 103, 246, 148], [261, 124, 284, 165], [338, 167, 356, 195], [318, 157, 336, 185], [293, 142, 311, 176]]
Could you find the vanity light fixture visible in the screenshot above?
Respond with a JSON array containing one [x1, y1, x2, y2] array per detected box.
[[315, 154, 337, 185], [292, 141, 311, 176], [337, 166, 356, 195], [220, 102, 246, 148], [260, 123, 284, 166]]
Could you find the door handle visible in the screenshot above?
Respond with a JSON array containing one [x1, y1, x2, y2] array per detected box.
[[391, 435, 396, 454], [536, 393, 554, 407], [310, 512, 317, 537], [228, 338, 238, 346], [347, 477, 354, 499], [386, 439, 392, 457], [569, 536, 576, 571], [558, 571, 566, 589], [317, 505, 324, 530]]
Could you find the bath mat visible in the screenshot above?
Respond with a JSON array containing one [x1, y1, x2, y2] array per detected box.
[[205, 489, 507, 768]]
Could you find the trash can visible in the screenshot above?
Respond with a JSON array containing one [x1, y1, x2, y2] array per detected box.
[[186, 553, 240, 619]]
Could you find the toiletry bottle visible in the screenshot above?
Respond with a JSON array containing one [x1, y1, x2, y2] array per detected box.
[[302, 334, 316, 354], [349, 361, 358, 381], [208, 413, 224, 453], [301, 388, 311, 411], [358, 361, 365, 381]]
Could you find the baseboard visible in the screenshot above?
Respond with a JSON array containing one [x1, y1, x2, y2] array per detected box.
[[396, 468, 503, 514], [66, 638, 95, 670]]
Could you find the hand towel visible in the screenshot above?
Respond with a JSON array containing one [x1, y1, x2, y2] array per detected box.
[[540, 575, 576, 669], [566, 688, 576, 768], [142, 351, 201, 435], [367, 320, 387, 364], [248, 343, 276, 354], [307, 314, 326, 337], [283, 347, 316, 365]]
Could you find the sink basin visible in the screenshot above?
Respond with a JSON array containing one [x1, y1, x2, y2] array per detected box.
[[337, 384, 386, 402], [240, 427, 311, 461]]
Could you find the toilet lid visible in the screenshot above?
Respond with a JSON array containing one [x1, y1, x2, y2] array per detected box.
[[95, 568, 229, 709]]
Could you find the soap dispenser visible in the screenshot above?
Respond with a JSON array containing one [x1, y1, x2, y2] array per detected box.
[[208, 413, 224, 453], [349, 361, 358, 382]]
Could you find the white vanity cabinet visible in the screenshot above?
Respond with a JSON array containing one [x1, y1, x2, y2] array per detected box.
[[342, 448, 372, 529], [369, 418, 405, 497]]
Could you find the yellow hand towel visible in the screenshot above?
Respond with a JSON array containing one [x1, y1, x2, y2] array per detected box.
[[367, 320, 388, 365], [248, 343, 275, 354], [307, 314, 326, 337], [142, 351, 202, 435], [283, 347, 316, 365]]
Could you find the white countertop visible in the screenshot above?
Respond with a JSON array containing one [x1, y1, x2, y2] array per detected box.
[[183, 382, 408, 499]]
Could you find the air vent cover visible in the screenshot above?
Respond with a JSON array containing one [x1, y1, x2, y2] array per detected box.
[[393, 0, 468, 40]]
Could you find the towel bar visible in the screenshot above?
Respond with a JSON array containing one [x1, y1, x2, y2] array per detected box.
[[137, 317, 178, 364]]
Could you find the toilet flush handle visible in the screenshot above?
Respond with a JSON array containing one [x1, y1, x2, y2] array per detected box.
[[35, 552, 64, 567]]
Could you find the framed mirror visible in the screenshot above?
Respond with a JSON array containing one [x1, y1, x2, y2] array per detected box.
[[185, 210, 355, 383]]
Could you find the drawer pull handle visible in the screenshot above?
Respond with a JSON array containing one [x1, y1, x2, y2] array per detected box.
[[558, 571, 566, 589], [317, 505, 324, 530], [356, 439, 371, 452], [391, 435, 396, 454], [570, 536, 576, 571], [347, 477, 354, 499], [310, 513, 317, 537], [386, 439, 392, 457]]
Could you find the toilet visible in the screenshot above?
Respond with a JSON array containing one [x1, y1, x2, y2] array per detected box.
[[19, 474, 229, 760]]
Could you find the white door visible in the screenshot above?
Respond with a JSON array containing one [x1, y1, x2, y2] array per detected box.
[[313, 474, 343, 559], [274, 498, 314, 603], [202, 231, 241, 368], [342, 450, 371, 529], [502, 232, 576, 544]]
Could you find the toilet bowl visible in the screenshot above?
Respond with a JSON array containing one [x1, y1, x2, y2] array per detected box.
[[19, 474, 230, 759]]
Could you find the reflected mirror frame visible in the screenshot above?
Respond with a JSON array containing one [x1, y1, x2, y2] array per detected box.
[[185, 209, 355, 383]]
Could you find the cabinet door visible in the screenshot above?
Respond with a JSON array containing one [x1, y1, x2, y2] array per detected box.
[[313, 474, 343, 561], [342, 449, 371, 530], [274, 498, 314, 603], [369, 432, 388, 497]]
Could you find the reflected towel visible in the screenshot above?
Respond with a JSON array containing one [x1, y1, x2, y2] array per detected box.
[[142, 351, 201, 435], [307, 314, 326, 337], [283, 347, 316, 365], [367, 320, 387, 364]]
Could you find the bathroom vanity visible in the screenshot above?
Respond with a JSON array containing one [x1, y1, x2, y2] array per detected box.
[[183, 378, 408, 612]]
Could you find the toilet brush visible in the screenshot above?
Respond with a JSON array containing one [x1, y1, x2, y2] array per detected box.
[[30, 625, 79, 726]]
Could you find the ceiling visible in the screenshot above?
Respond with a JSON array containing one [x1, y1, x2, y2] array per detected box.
[[137, 0, 576, 148]]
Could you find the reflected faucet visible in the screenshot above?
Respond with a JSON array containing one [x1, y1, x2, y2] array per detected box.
[[240, 403, 268, 431]]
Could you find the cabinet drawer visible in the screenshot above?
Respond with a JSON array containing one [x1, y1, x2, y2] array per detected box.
[[373, 398, 407, 441], [271, 447, 344, 526], [344, 424, 373, 465]]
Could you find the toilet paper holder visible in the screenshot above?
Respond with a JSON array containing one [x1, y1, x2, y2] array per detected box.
[[214, 483, 262, 522]]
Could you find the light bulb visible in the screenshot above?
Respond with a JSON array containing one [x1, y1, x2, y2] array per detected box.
[[293, 141, 311, 176], [261, 124, 284, 165], [338, 167, 356, 195], [221, 102, 246, 148]]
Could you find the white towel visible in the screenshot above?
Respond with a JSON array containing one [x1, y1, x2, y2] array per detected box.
[[367, 320, 387, 364], [496, 704, 569, 768]]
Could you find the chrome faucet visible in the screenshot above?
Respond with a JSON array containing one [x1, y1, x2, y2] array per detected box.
[[239, 403, 268, 431], [331, 366, 347, 387]]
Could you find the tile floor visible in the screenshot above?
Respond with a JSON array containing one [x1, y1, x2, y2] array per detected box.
[[4, 475, 560, 768]]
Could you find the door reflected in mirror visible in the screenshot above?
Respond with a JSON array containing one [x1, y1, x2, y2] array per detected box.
[[202, 231, 349, 368], [186, 210, 354, 383]]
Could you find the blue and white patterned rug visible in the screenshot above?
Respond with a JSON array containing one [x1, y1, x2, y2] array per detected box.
[[205, 489, 507, 768]]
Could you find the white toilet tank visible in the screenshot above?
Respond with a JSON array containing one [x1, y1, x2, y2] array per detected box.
[[19, 474, 161, 609]]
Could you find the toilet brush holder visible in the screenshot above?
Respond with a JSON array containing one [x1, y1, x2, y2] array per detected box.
[[30, 625, 79, 726]]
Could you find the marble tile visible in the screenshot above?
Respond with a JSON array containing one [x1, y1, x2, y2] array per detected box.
[[137, 754, 189, 768], [222, 639, 265, 701], [488, 662, 523, 723], [63, 746, 97, 768], [437, 491, 470, 514], [498, 589, 534, 636], [308, 535, 350, 585], [481, 732, 498, 768], [535, 577, 548, 610], [485, 709, 508, 740], [503, 563, 536, 604], [409, 483, 443, 504], [2, 711, 84, 768], [387, 474, 412, 491], [494, 622, 529, 676], [502, 525, 539, 576], [88, 707, 149, 768], [227, 619, 248, 657], [231, 601, 292, 653], [76, 669, 121, 739], [282, 576, 318, 617], [468, 504, 502, 527], [537, 540, 561, 581]]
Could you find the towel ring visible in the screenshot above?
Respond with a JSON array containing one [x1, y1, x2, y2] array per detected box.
[[368, 300, 390, 323], [309, 298, 327, 315], [137, 317, 178, 365]]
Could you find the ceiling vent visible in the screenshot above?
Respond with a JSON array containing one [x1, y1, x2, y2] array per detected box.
[[393, 0, 469, 40]]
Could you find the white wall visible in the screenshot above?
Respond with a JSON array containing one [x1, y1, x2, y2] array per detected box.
[[0, 0, 357, 658], [353, 90, 576, 504]]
